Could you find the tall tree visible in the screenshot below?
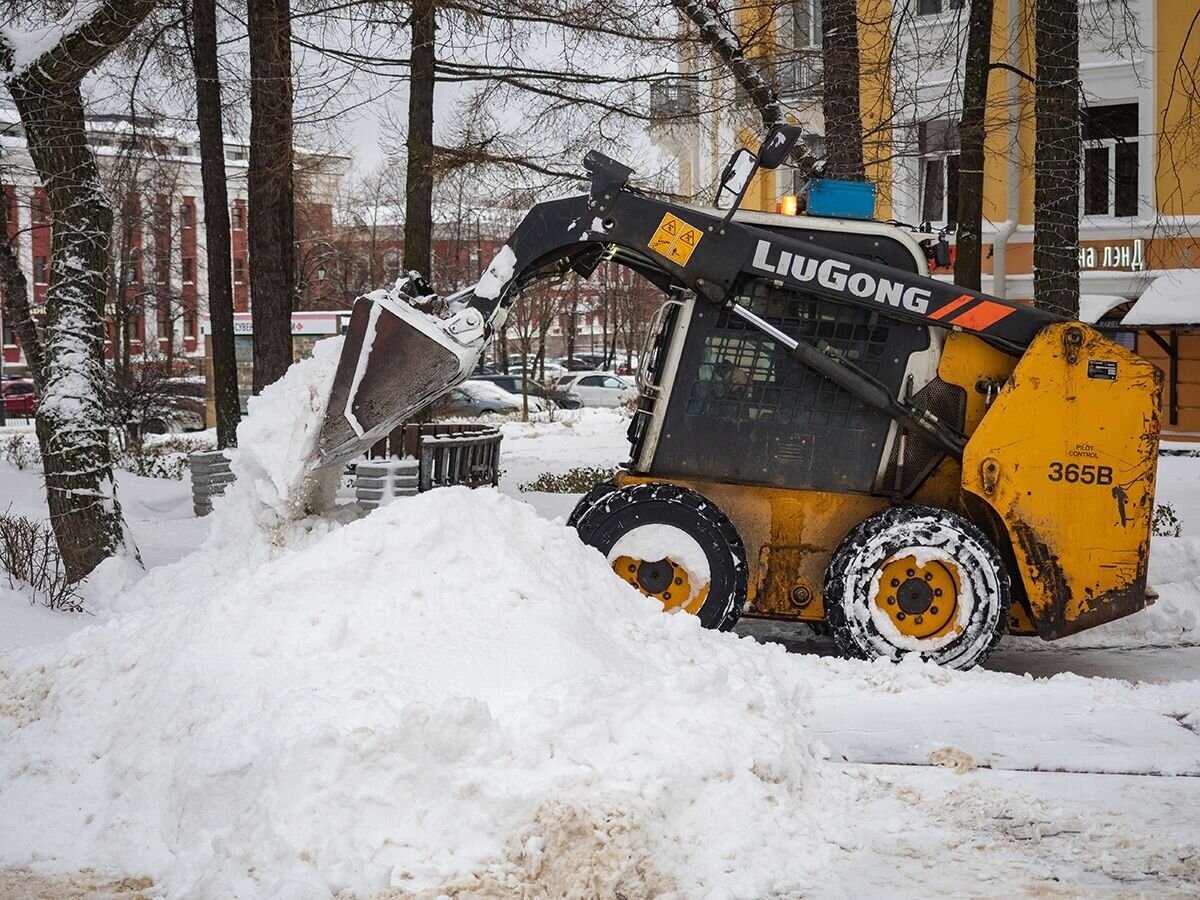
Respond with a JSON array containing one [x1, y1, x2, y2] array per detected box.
[[820, 0, 865, 180], [955, 0, 994, 291], [192, 0, 241, 446], [247, 0, 297, 392], [0, 0, 155, 581], [403, 0, 437, 275], [1033, 0, 1080, 316]]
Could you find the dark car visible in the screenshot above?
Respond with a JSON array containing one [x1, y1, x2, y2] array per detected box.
[[474, 374, 583, 410], [429, 380, 548, 417], [1, 379, 36, 417], [563, 357, 600, 371]]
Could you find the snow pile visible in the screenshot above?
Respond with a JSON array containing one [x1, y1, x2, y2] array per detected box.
[[0, 489, 834, 897], [79, 338, 347, 616], [223, 335, 345, 531]]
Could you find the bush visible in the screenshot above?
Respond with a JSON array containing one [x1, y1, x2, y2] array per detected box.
[[2, 431, 213, 481], [0, 510, 81, 611], [1152, 502, 1183, 538], [1, 434, 42, 470], [520, 466, 612, 494], [115, 435, 212, 481]]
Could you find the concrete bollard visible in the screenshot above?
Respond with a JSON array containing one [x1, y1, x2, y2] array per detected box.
[[354, 458, 419, 511], [190, 449, 234, 517]]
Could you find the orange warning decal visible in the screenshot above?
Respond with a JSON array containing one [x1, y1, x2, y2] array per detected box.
[[929, 294, 975, 321], [950, 301, 1017, 331], [648, 213, 703, 266]]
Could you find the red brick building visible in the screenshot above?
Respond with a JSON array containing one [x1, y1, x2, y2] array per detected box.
[[0, 110, 346, 375]]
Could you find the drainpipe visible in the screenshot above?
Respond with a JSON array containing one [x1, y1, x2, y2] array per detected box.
[[992, 0, 1023, 299]]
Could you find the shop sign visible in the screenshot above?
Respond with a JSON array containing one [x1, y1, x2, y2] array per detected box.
[[1078, 239, 1145, 271], [207, 315, 341, 336]]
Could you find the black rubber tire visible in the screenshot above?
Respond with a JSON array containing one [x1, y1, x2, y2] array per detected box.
[[573, 482, 747, 631], [824, 505, 1011, 670], [566, 478, 619, 529]]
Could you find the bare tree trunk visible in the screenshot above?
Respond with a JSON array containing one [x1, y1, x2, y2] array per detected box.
[[194, 0, 242, 447], [0, 196, 44, 388], [1033, 0, 1080, 316], [566, 287, 578, 364], [955, 0, 993, 291], [6, 77, 135, 580], [165, 290, 177, 375], [404, 0, 437, 276], [820, 0, 865, 180], [248, 0, 296, 392]]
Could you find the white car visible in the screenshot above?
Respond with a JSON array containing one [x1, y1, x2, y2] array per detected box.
[[555, 371, 638, 408]]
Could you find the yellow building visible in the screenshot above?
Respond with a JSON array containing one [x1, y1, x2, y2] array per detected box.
[[652, 0, 1200, 438]]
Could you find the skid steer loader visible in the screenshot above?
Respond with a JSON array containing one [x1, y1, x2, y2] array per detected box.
[[316, 126, 1163, 670]]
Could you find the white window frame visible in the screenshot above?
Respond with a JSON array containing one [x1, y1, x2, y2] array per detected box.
[[917, 120, 960, 227], [790, 0, 822, 49], [1081, 138, 1139, 219], [919, 153, 959, 226]]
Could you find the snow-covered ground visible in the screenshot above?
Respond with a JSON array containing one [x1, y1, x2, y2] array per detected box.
[[1, 354, 1198, 897]]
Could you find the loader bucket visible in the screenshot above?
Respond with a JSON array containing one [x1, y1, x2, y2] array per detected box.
[[316, 293, 482, 468]]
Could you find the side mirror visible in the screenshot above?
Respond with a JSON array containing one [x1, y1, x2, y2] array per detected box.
[[713, 124, 808, 233], [757, 124, 804, 170], [715, 148, 756, 209]]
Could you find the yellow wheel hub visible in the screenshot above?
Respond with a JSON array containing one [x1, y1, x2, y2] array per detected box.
[[873, 553, 963, 640], [613, 555, 709, 614]]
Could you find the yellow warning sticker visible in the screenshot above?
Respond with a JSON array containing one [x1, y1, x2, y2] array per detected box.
[[647, 213, 703, 266]]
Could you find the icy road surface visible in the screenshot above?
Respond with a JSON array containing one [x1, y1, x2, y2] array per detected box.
[[1, 402, 1199, 896]]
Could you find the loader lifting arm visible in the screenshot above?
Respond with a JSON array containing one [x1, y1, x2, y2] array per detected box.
[[316, 152, 1064, 468]]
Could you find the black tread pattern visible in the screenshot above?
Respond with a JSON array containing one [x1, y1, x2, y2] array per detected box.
[[566, 479, 619, 529], [573, 482, 748, 631], [824, 505, 1012, 670]]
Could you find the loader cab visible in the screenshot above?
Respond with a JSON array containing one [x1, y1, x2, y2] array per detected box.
[[628, 217, 962, 499]]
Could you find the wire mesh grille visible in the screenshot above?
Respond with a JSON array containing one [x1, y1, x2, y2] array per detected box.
[[684, 280, 891, 429], [881, 376, 966, 495]]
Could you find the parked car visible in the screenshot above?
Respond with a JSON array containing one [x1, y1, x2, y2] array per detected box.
[[554, 371, 638, 408], [474, 374, 583, 410], [572, 353, 610, 368], [562, 357, 599, 372], [1, 379, 36, 417], [431, 380, 547, 417], [140, 397, 206, 434], [472, 362, 503, 376], [504, 356, 565, 381]]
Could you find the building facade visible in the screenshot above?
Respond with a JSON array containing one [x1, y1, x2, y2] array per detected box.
[[0, 110, 346, 375]]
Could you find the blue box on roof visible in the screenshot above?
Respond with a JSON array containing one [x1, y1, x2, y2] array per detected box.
[[803, 178, 876, 220]]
